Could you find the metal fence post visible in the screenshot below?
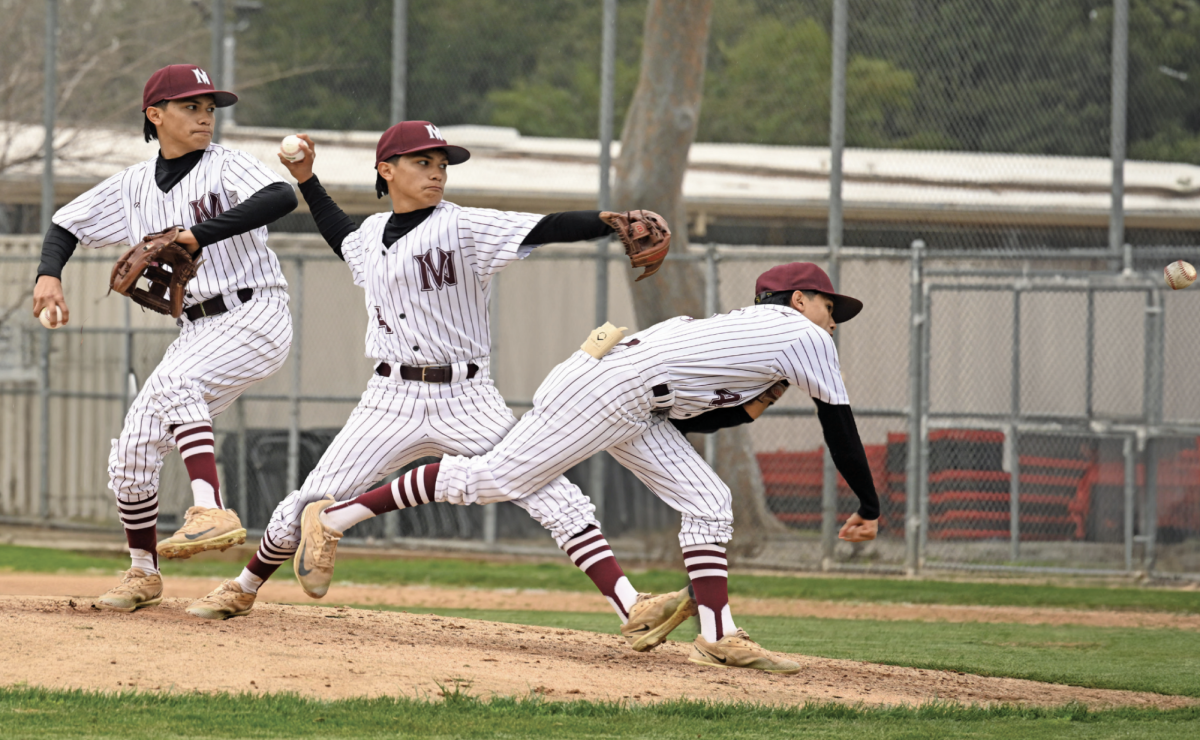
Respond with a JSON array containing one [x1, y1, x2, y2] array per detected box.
[[391, 0, 407, 123], [589, 0, 618, 527], [286, 258, 303, 495], [1142, 287, 1165, 572], [1085, 288, 1095, 419], [210, 0, 225, 143], [1123, 435, 1135, 572], [1109, 0, 1129, 256], [122, 300, 133, 412], [820, 0, 848, 571], [1009, 288, 1022, 561], [41, 0, 57, 235], [904, 240, 924, 575], [38, 327, 50, 519], [235, 398, 249, 518], [918, 276, 932, 566]]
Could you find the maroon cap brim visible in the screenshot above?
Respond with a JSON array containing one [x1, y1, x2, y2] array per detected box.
[[143, 89, 238, 110]]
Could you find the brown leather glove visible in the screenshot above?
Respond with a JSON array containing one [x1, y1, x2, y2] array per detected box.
[[109, 226, 199, 318], [600, 210, 671, 281]]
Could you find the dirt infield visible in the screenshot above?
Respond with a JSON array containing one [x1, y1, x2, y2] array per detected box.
[[0, 588, 1195, 708], [1, 572, 1197, 631]]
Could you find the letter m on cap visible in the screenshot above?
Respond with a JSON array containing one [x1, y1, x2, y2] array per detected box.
[[192, 68, 210, 85], [424, 124, 444, 141]]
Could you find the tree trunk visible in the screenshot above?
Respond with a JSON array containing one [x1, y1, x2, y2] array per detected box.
[[613, 0, 787, 551]]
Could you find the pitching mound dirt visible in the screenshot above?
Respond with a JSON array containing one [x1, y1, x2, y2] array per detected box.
[[2, 573, 1196, 631], [0, 595, 1191, 709]]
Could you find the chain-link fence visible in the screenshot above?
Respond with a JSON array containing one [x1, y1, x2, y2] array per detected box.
[[3, 1, 1200, 577], [3, 238, 1199, 576]]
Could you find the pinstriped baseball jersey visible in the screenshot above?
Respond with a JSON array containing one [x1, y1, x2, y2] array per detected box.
[[618, 303, 849, 419], [341, 200, 541, 366], [52, 143, 287, 306]]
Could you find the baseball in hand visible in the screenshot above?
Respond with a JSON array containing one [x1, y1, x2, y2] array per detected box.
[[39, 306, 63, 329], [1164, 260, 1196, 290], [280, 135, 305, 163]]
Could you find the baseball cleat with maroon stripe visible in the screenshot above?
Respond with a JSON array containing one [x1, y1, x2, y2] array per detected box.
[[156, 506, 247, 559]]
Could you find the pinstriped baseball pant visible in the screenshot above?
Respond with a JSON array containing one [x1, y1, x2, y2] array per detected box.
[[107, 291, 292, 511], [261, 371, 599, 551], [438, 350, 735, 547]]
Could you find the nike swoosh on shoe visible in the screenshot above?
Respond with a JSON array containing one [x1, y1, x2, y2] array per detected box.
[[296, 545, 312, 576], [627, 626, 650, 634], [183, 527, 215, 540], [700, 648, 727, 664]]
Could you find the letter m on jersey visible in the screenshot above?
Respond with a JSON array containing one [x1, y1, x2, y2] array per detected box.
[[190, 193, 225, 223], [415, 248, 457, 291]]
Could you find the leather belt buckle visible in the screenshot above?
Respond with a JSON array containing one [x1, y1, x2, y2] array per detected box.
[[422, 366, 429, 382]]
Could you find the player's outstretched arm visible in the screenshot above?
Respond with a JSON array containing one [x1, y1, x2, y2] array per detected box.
[[813, 398, 880, 542], [279, 136, 357, 258]]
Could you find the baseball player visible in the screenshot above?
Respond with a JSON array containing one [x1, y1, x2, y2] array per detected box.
[[295, 262, 880, 674], [185, 122, 686, 643], [32, 65, 297, 611]]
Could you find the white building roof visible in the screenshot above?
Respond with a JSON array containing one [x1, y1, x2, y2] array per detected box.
[[2, 122, 1199, 230]]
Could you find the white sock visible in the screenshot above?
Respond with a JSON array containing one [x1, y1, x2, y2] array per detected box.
[[235, 568, 264, 594], [191, 479, 219, 510], [130, 548, 158, 575], [697, 604, 737, 642], [319, 502, 372, 533], [612, 576, 638, 623]]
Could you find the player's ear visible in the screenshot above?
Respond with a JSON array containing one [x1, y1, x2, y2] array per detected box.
[[789, 290, 805, 311], [376, 161, 394, 182], [145, 104, 165, 127]]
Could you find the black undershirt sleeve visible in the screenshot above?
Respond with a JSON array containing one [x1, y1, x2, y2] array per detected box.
[[296, 175, 358, 259], [814, 398, 881, 520], [522, 211, 614, 246], [669, 406, 753, 435], [189, 182, 298, 249], [36, 224, 80, 281]]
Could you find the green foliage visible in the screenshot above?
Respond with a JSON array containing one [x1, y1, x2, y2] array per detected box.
[[1, 685, 1198, 739]]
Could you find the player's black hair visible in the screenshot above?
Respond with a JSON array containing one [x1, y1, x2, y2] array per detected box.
[[755, 289, 820, 307], [143, 99, 168, 143], [376, 155, 402, 198]]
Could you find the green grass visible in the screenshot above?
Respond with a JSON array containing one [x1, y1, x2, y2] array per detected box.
[[3, 542, 1198, 614], [353, 606, 1200, 698], [1, 687, 1198, 739]]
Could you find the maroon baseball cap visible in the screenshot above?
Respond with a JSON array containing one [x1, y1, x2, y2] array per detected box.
[[376, 121, 470, 166], [142, 65, 237, 111], [754, 262, 864, 323]]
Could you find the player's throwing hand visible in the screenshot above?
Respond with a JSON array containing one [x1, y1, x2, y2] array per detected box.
[[838, 512, 877, 542], [278, 134, 316, 184]]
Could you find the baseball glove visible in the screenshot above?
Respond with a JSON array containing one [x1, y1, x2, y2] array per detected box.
[[600, 210, 671, 281], [109, 226, 199, 318]]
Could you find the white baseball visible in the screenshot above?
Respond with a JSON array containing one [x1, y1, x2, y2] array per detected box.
[[1164, 260, 1196, 290], [39, 306, 63, 329], [280, 135, 305, 163]]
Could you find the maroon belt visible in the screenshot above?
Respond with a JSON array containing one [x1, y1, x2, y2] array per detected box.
[[376, 362, 478, 383]]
